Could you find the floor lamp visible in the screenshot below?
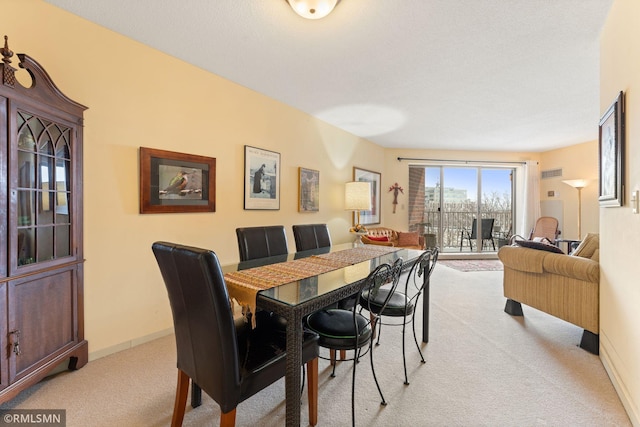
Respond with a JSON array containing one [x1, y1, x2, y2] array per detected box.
[[562, 179, 588, 239], [345, 181, 371, 231]]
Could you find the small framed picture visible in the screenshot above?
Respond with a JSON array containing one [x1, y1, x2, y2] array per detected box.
[[353, 167, 381, 225], [139, 147, 216, 214], [298, 167, 319, 212], [244, 145, 280, 210], [598, 91, 624, 207]]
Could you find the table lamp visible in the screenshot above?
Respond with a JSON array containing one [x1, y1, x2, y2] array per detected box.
[[562, 179, 588, 239], [345, 181, 371, 232]]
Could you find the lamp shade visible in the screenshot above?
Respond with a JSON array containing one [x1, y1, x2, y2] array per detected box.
[[345, 181, 371, 211], [286, 0, 339, 19], [562, 179, 588, 189]]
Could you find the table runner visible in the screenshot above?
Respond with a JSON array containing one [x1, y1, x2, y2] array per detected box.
[[225, 245, 400, 326]]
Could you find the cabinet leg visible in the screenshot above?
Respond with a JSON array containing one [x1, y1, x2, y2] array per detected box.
[[67, 340, 89, 370]]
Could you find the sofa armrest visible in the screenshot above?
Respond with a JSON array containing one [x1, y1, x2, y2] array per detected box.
[[497, 246, 546, 273], [542, 254, 599, 283]]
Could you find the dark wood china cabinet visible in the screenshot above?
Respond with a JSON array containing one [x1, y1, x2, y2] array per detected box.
[[0, 36, 87, 403]]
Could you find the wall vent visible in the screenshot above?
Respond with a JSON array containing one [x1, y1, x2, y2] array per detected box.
[[541, 168, 562, 179]]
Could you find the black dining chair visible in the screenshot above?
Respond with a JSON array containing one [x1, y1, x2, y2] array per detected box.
[[305, 259, 404, 426], [236, 225, 289, 261], [152, 241, 320, 427], [292, 224, 332, 252], [359, 247, 439, 385]]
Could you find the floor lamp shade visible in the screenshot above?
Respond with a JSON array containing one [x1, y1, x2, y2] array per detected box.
[[345, 181, 371, 226]]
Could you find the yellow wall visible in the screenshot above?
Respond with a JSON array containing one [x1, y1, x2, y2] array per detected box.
[[539, 141, 600, 240], [3, 0, 384, 356], [600, 0, 640, 424]]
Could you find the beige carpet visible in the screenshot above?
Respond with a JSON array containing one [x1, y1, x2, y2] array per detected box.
[[0, 265, 630, 426]]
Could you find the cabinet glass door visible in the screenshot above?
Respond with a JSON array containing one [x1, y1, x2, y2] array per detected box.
[[16, 112, 73, 267]]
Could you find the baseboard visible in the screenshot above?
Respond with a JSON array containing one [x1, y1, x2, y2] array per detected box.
[[600, 332, 639, 426], [88, 328, 174, 362]]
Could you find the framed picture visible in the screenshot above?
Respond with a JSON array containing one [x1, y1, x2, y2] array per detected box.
[[353, 167, 381, 225], [244, 145, 280, 210], [139, 147, 216, 214], [598, 91, 624, 207], [298, 167, 319, 212]]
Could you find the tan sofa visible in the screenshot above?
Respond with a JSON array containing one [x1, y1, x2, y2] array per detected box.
[[497, 233, 600, 354], [360, 227, 425, 250]]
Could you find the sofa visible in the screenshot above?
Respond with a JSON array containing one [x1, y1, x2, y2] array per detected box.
[[360, 227, 425, 250], [497, 232, 600, 354]]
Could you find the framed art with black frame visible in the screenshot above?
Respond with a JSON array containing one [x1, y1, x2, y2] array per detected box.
[[139, 147, 216, 214], [599, 91, 625, 207], [353, 166, 381, 225], [244, 145, 280, 210]]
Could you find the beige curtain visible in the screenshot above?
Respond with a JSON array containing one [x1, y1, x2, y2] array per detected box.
[[517, 160, 540, 237]]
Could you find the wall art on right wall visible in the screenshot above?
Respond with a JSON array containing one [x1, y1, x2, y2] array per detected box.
[[598, 90, 625, 207]]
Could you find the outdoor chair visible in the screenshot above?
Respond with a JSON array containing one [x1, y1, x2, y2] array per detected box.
[[460, 218, 495, 251], [151, 242, 320, 427]]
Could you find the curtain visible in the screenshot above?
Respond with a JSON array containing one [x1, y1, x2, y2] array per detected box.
[[518, 160, 540, 237]]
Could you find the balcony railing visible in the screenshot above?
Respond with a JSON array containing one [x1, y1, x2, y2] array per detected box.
[[412, 210, 512, 252]]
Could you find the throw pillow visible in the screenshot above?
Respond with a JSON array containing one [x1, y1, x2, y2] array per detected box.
[[367, 235, 389, 242], [397, 231, 420, 246], [572, 233, 599, 259], [515, 239, 564, 254]]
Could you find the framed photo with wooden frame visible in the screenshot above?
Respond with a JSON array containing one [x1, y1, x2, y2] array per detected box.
[[298, 167, 319, 212], [353, 167, 381, 225], [139, 147, 216, 214], [244, 145, 280, 210], [598, 91, 625, 207]]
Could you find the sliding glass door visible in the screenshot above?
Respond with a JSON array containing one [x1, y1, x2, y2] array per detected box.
[[411, 165, 514, 253]]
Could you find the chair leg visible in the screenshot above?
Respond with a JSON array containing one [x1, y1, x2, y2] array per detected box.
[[171, 369, 189, 427], [220, 409, 236, 427], [368, 340, 387, 406], [308, 358, 318, 426], [340, 350, 347, 360], [411, 309, 426, 365]]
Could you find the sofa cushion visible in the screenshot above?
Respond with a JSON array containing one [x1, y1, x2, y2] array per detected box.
[[515, 239, 564, 254], [572, 233, 599, 259], [498, 245, 547, 273], [397, 231, 420, 247], [367, 235, 389, 242]]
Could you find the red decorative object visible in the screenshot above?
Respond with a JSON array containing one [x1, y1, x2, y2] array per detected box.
[[388, 182, 404, 213]]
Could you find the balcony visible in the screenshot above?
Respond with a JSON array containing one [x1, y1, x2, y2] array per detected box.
[[412, 209, 512, 254]]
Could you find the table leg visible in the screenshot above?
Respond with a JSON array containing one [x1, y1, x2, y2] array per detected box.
[[422, 260, 430, 343], [285, 309, 303, 427]]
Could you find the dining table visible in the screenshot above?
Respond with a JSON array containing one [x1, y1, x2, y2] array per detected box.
[[220, 243, 432, 427]]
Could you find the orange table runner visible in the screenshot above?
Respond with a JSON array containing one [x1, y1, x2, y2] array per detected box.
[[225, 245, 400, 326]]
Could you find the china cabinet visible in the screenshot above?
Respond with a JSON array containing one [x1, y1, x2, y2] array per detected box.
[[0, 36, 87, 402]]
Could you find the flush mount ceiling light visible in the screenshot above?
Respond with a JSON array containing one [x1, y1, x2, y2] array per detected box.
[[286, 0, 340, 19]]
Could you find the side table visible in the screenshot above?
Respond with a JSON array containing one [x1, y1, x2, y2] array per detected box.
[[556, 238, 581, 254]]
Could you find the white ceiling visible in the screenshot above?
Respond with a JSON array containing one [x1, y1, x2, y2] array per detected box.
[[44, 0, 612, 152]]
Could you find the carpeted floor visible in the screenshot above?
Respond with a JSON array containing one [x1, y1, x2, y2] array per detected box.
[[0, 264, 630, 426], [439, 259, 503, 272]]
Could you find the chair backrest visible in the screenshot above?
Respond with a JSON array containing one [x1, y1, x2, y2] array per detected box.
[[405, 247, 439, 296], [470, 218, 495, 239], [151, 242, 241, 411], [360, 258, 404, 319], [292, 224, 332, 252], [529, 216, 560, 242], [236, 226, 288, 261]]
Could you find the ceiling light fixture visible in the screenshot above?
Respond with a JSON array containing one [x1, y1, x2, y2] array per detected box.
[[286, 0, 340, 20]]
